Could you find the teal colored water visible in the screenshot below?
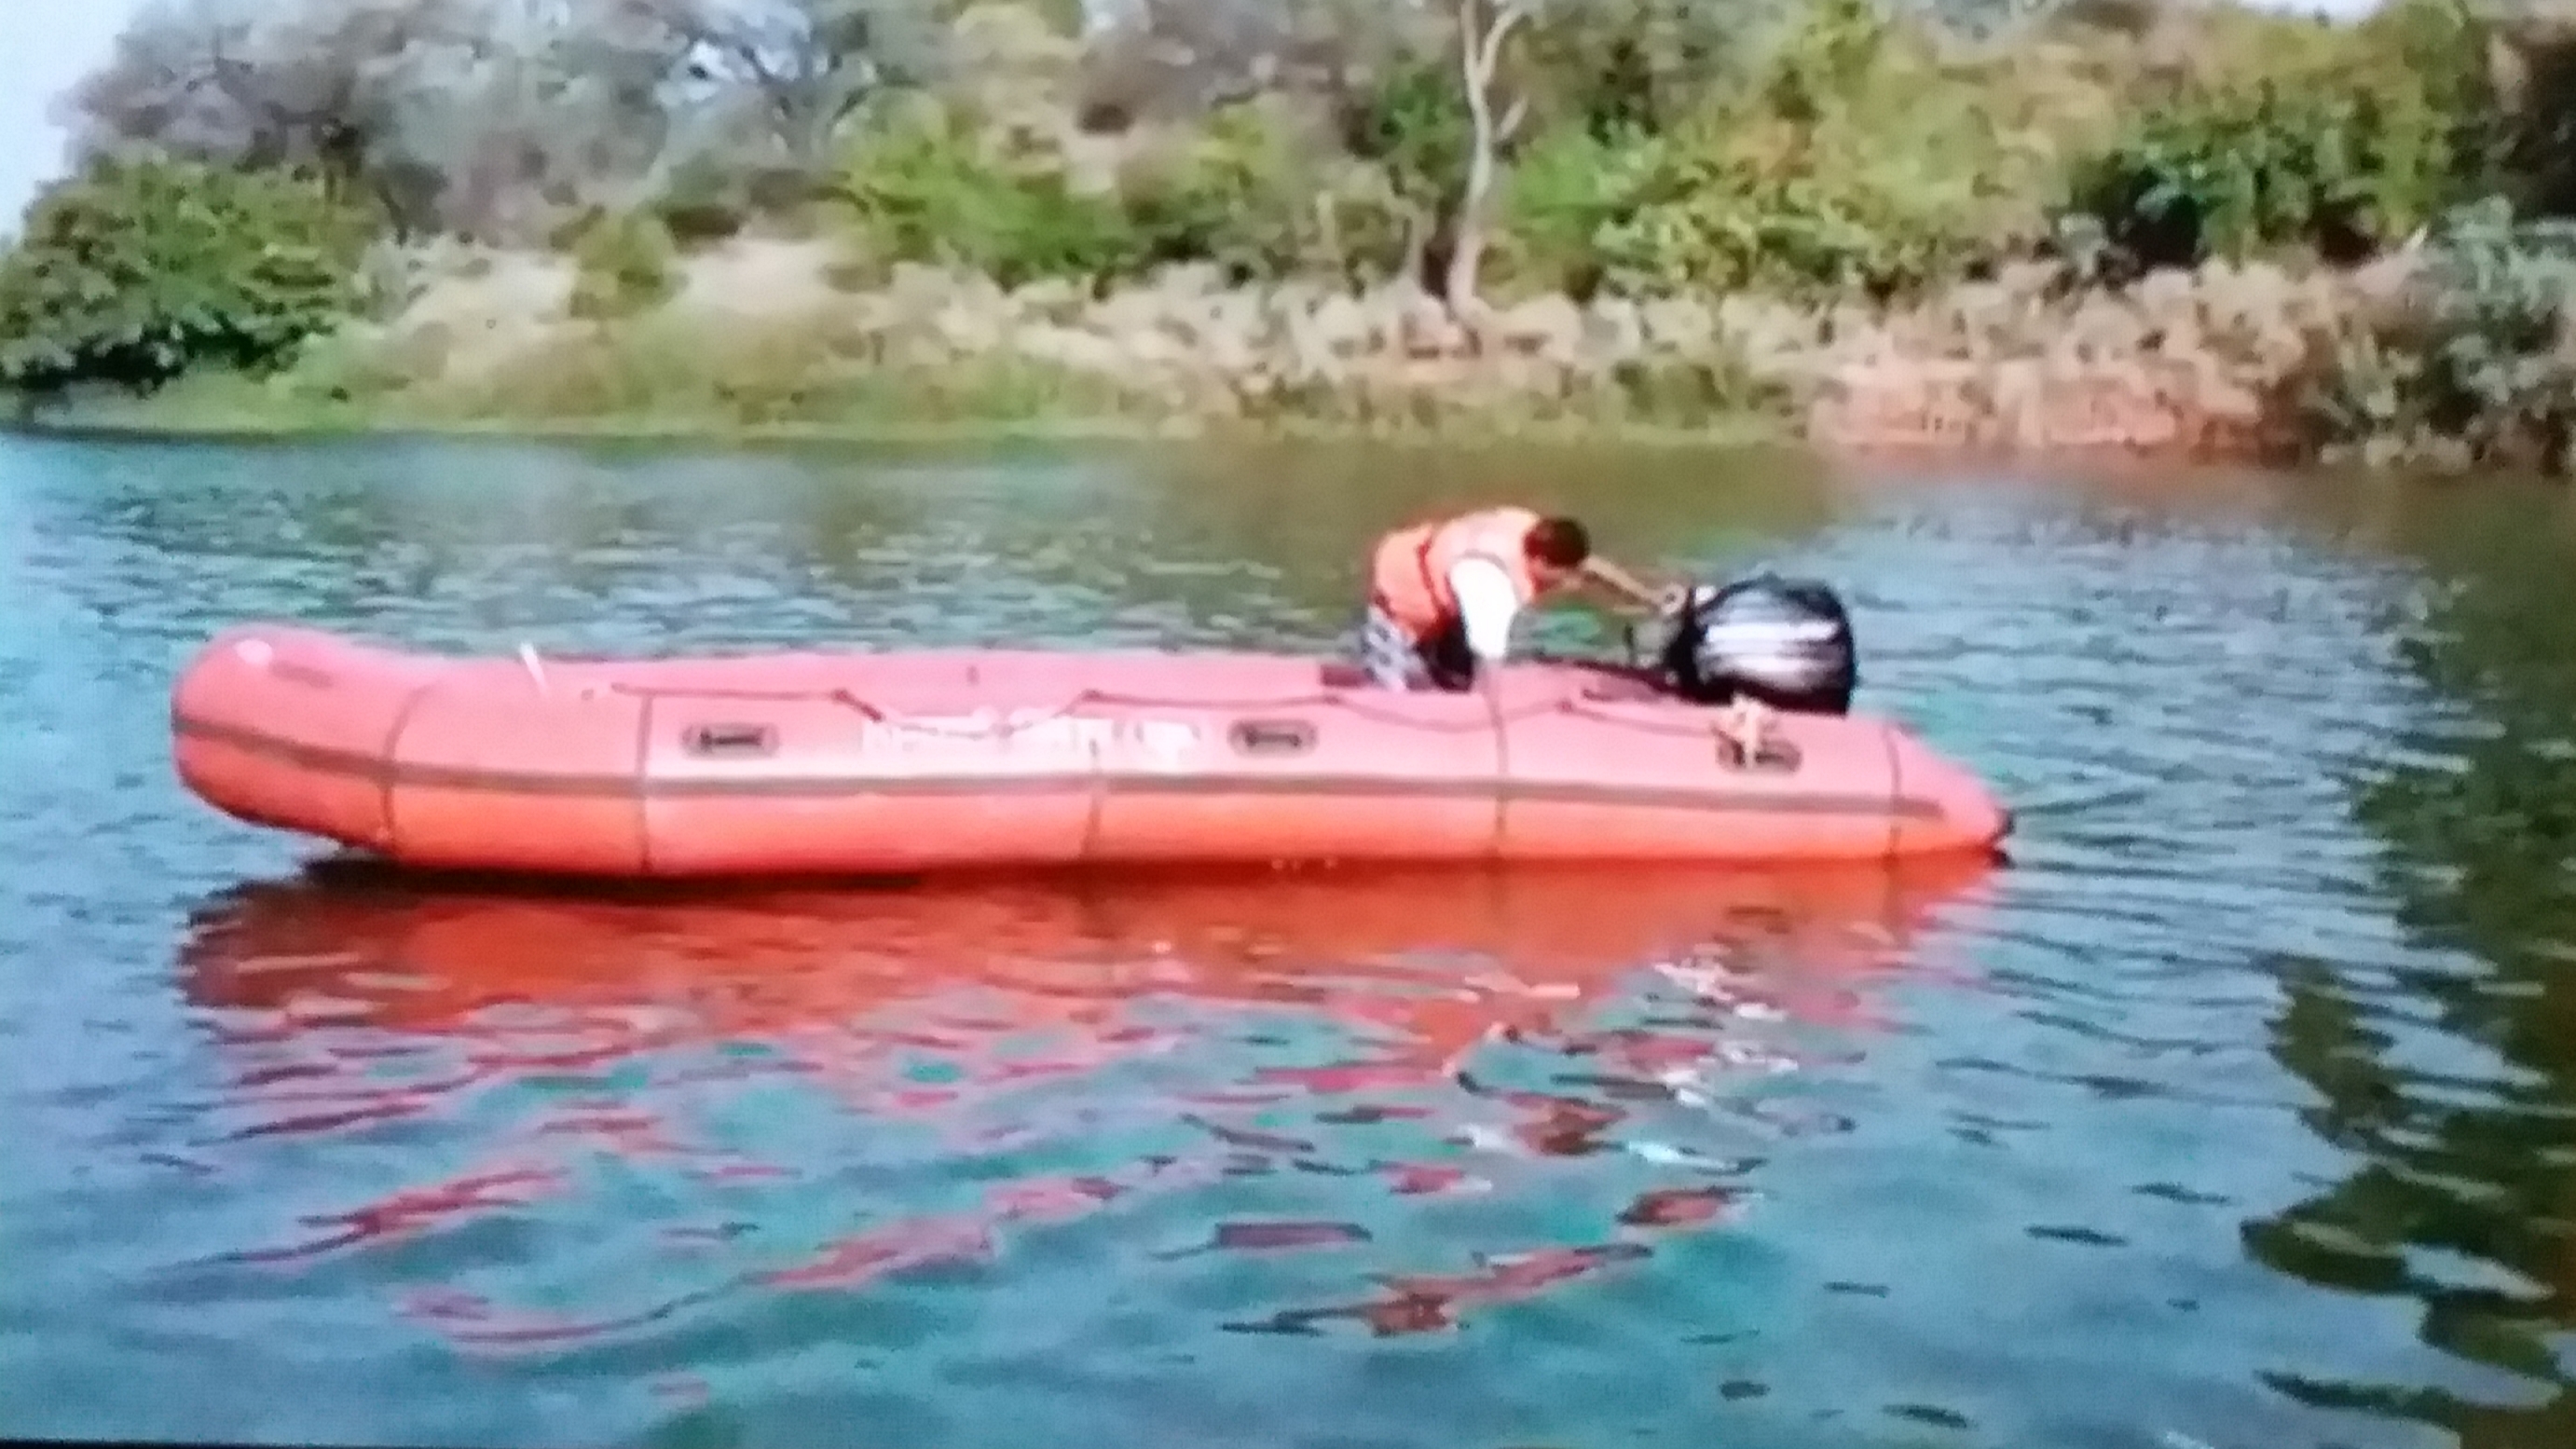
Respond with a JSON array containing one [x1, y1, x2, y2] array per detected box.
[[2, 431, 2570, 1449]]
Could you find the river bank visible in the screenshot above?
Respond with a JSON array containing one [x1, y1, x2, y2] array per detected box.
[[13, 236, 2435, 463]]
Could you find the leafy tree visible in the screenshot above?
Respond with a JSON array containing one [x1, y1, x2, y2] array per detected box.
[[1515, 0, 1746, 143], [1122, 103, 1334, 283], [1532, 0, 2039, 300], [2059, 0, 2494, 268], [2306, 197, 2576, 473], [631, 0, 946, 179], [830, 99, 1143, 287], [568, 209, 684, 320], [55, 0, 787, 243], [0, 156, 369, 396], [1336, 48, 1476, 289]]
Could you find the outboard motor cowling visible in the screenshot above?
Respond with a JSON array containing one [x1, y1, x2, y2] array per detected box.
[[1657, 573, 1858, 714]]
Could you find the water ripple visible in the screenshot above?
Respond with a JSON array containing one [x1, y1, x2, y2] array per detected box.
[[6, 441, 2574, 1449]]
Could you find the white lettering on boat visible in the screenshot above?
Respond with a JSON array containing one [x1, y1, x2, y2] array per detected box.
[[853, 710, 1204, 768]]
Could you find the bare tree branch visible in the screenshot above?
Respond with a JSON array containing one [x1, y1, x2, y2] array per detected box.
[[53, 0, 719, 240], [1442, 0, 1536, 315], [622, 0, 941, 173]]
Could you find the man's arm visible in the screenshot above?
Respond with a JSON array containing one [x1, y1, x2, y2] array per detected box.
[[1450, 557, 1523, 663], [1579, 554, 1667, 612]]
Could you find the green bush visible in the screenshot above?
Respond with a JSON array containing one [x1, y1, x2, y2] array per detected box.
[[1486, 0, 2504, 300], [1117, 102, 1413, 289], [2060, 0, 2493, 268], [1334, 48, 1474, 280], [2308, 197, 2576, 472], [1596, 138, 1997, 300], [1493, 124, 1658, 298], [651, 157, 754, 247], [1541, 2, 2045, 300], [0, 155, 370, 395], [568, 211, 681, 321], [833, 101, 1142, 289], [2065, 85, 2446, 267], [1516, 0, 1749, 144], [829, 95, 1403, 292], [1123, 105, 1324, 284], [1337, 50, 1474, 225]]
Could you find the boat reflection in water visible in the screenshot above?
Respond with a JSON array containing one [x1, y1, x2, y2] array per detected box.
[[176, 854, 1998, 1345]]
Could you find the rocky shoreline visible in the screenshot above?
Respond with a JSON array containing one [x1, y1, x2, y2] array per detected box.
[[130, 238, 2429, 459]]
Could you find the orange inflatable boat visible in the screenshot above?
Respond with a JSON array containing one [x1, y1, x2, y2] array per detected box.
[[170, 622, 2008, 880]]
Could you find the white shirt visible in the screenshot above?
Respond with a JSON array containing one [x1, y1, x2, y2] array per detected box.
[[1449, 556, 1525, 662]]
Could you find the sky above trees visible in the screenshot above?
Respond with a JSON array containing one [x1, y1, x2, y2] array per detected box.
[[1, 4, 144, 237]]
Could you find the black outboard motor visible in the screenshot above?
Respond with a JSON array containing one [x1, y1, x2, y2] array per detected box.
[[1654, 573, 1858, 714]]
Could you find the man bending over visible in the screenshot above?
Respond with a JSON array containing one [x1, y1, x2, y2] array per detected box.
[[1358, 506, 1665, 691]]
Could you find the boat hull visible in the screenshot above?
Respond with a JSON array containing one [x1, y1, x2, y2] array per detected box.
[[171, 623, 2010, 879]]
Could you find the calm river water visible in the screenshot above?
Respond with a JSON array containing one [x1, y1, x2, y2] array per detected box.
[[2, 431, 2572, 1449]]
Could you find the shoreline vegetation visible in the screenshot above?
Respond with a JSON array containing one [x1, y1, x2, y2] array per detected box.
[[7, 0, 2576, 472]]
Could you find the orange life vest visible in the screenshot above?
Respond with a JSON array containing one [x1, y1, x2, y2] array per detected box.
[[1368, 506, 1545, 641]]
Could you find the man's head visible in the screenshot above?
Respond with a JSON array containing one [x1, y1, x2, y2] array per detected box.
[[1524, 514, 1592, 588]]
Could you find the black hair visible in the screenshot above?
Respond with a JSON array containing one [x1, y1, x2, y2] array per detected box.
[[1526, 515, 1591, 567]]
